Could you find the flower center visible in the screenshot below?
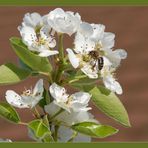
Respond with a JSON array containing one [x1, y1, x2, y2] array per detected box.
[[22, 89, 32, 96]]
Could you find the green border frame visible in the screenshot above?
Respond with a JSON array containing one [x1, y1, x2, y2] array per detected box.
[[1, 143, 148, 147], [0, 0, 148, 147], [0, 0, 148, 5]]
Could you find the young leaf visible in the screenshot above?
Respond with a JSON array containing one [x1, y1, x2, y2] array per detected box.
[[72, 122, 118, 138], [10, 37, 52, 73], [39, 88, 50, 108], [90, 86, 131, 127], [28, 119, 53, 142], [0, 63, 31, 85], [0, 102, 20, 123]]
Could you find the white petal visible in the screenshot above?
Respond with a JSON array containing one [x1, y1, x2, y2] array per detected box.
[[33, 79, 44, 97], [81, 63, 98, 79], [74, 32, 95, 54], [47, 8, 81, 35], [49, 83, 68, 103], [18, 26, 37, 47], [101, 32, 115, 49], [104, 49, 127, 68], [66, 48, 80, 68], [70, 92, 91, 112], [38, 50, 58, 57], [79, 22, 93, 36], [58, 126, 91, 142], [23, 12, 42, 27], [113, 81, 123, 95], [44, 102, 61, 116], [91, 24, 105, 41], [113, 49, 127, 59], [5, 90, 29, 108], [103, 75, 123, 95]]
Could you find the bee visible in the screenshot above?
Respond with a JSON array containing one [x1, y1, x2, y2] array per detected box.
[[89, 50, 104, 70]]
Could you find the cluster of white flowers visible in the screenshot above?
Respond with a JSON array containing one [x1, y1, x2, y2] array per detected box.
[[18, 8, 127, 95], [6, 80, 95, 142], [3, 8, 127, 142]]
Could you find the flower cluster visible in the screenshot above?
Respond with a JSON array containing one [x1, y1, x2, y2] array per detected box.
[[18, 8, 127, 95], [0, 8, 130, 143]]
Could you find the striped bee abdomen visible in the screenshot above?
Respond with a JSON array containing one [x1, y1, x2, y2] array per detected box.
[[98, 57, 104, 70]]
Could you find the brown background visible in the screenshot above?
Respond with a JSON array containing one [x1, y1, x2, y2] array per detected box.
[[0, 6, 148, 142]]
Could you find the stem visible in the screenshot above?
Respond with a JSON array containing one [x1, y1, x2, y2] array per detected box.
[[32, 107, 41, 119], [54, 125, 59, 142], [38, 71, 53, 83], [19, 122, 28, 126], [68, 75, 88, 84], [49, 109, 64, 121], [68, 131, 78, 142], [54, 33, 66, 83], [58, 34, 64, 63]]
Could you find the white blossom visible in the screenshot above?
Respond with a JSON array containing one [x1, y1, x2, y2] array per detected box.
[[67, 22, 127, 94], [18, 13, 58, 57], [5, 79, 44, 108], [47, 8, 81, 36], [49, 83, 91, 112], [101, 58, 123, 94], [45, 102, 96, 126]]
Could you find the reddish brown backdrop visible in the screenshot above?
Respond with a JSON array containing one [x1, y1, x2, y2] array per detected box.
[[0, 6, 148, 142]]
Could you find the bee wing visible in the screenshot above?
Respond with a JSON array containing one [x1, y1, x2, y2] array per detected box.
[[5, 90, 29, 108]]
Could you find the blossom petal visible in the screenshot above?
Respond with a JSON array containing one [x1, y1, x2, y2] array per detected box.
[[74, 32, 95, 54], [101, 32, 115, 49], [5, 90, 29, 108], [18, 26, 37, 49], [70, 92, 91, 112], [91, 24, 105, 41], [58, 126, 91, 142], [66, 48, 80, 68], [23, 12, 42, 28], [49, 83, 69, 103], [33, 79, 44, 97], [113, 49, 127, 59], [103, 75, 123, 95], [47, 8, 81, 35], [79, 22, 93, 36], [38, 50, 59, 57], [81, 63, 98, 79]]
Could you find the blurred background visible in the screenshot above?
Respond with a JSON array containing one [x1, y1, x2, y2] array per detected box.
[[0, 6, 148, 142]]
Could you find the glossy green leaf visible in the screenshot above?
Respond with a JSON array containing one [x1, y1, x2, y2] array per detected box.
[[0, 102, 20, 123], [28, 119, 53, 142], [72, 122, 118, 138], [10, 37, 52, 73], [0, 63, 31, 85], [90, 86, 131, 127]]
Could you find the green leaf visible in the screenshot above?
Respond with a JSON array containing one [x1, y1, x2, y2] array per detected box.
[[0, 63, 31, 85], [90, 86, 131, 127], [39, 88, 50, 108], [18, 59, 39, 76], [70, 76, 97, 90], [67, 70, 97, 90], [0, 102, 20, 123], [72, 122, 118, 138], [28, 119, 53, 142], [10, 37, 52, 73]]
